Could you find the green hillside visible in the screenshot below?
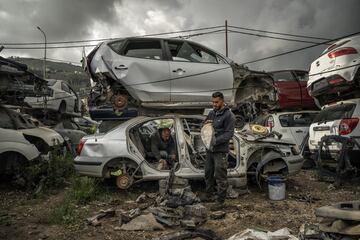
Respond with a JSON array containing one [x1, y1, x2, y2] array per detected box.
[[8, 57, 90, 92]]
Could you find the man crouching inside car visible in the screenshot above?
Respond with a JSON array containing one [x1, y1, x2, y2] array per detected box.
[[204, 91, 235, 210]]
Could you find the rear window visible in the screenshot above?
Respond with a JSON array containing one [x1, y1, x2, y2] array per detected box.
[[279, 112, 318, 127], [313, 103, 355, 123]]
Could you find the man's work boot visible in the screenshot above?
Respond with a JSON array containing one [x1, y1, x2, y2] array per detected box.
[[199, 192, 216, 202]]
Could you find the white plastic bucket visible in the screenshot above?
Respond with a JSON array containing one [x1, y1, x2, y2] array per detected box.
[[268, 176, 286, 200]]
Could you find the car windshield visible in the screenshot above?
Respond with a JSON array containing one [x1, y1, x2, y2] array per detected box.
[[313, 103, 356, 123]]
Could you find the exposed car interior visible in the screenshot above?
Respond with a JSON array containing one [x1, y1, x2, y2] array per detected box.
[[181, 117, 238, 170], [129, 118, 178, 170]]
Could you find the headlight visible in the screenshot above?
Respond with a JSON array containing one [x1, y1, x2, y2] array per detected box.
[[291, 145, 301, 155]]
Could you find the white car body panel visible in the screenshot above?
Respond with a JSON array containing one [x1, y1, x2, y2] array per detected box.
[[25, 80, 78, 113], [20, 127, 64, 147], [0, 128, 40, 160], [308, 98, 360, 153]]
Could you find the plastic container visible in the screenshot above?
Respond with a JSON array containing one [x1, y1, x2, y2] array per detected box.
[[268, 176, 286, 200]]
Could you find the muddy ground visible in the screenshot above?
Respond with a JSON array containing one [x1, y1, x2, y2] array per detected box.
[[0, 169, 359, 240]]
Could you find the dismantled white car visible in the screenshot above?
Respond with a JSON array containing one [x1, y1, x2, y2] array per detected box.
[[25, 79, 80, 114], [74, 115, 304, 189], [308, 34, 360, 106]]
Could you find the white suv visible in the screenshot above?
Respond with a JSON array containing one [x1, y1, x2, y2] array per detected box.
[[308, 98, 360, 157], [307, 34, 360, 107]]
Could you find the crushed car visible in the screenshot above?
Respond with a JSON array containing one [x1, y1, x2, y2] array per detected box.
[[0, 56, 51, 106], [308, 34, 360, 107], [83, 38, 318, 122], [0, 105, 64, 155], [74, 115, 304, 189], [25, 79, 80, 114]]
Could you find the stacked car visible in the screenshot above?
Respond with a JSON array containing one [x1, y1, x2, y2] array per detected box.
[[307, 34, 360, 178]]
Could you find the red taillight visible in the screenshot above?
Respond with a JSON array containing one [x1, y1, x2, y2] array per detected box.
[[328, 47, 358, 58], [328, 78, 344, 85], [76, 139, 87, 155], [339, 118, 359, 135]]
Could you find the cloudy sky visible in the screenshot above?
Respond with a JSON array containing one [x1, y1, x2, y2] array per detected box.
[[0, 0, 359, 71]]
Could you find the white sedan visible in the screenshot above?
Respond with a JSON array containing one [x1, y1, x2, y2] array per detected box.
[[25, 79, 80, 114], [74, 115, 303, 189], [307, 34, 360, 106]]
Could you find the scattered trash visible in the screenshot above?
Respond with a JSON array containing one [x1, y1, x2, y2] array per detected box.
[[86, 208, 115, 226], [152, 228, 222, 240], [288, 193, 320, 203], [120, 213, 165, 231], [315, 201, 360, 236], [227, 185, 240, 199], [210, 211, 226, 220], [136, 192, 147, 203], [227, 228, 298, 240]]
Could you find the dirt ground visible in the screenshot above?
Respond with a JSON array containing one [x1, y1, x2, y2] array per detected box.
[[0, 169, 359, 240]]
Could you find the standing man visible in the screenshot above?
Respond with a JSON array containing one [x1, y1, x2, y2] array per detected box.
[[204, 91, 235, 209]]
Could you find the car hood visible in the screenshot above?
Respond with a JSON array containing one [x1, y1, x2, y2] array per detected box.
[[20, 127, 64, 146]]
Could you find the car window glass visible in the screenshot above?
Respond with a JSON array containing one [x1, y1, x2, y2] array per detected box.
[[108, 40, 125, 54], [291, 113, 317, 127], [168, 41, 218, 64], [61, 83, 70, 93], [271, 71, 296, 82], [279, 115, 290, 127], [313, 104, 356, 123], [124, 40, 162, 60], [294, 71, 308, 81], [0, 109, 14, 129]]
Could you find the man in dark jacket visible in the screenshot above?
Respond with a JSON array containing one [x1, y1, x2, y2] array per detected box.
[[204, 92, 235, 208], [151, 128, 176, 169]]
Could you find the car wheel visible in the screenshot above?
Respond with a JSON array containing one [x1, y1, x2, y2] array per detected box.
[[59, 101, 66, 114], [106, 159, 142, 190], [0, 152, 27, 187]]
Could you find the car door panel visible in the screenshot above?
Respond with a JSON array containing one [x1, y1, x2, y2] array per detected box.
[[166, 40, 233, 103], [105, 39, 171, 102]]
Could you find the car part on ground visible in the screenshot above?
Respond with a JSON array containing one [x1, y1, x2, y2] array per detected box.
[[25, 79, 81, 114], [74, 115, 303, 190], [308, 34, 360, 107], [315, 201, 360, 237], [151, 229, 222, 240], [0, 57, 51, 107]]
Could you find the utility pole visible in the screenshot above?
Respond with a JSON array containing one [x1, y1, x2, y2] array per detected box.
[[225, 20, 228, 57], [37, 26, 47, 79]]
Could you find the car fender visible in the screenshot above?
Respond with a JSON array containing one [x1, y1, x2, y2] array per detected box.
[[0, 142, 40, 161], [255, 151, 287, 187]]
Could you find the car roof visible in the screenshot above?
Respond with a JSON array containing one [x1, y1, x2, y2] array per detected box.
[[102, 37, 232, 62]]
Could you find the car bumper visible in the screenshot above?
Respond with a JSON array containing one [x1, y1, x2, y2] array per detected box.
[[285, 155, 305, 175], [73, 156, 109, 177], [308, 76, 354, 97], [89, 106, 138, 121]]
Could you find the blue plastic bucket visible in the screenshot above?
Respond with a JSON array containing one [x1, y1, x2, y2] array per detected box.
[[268, 176, 286, 200]]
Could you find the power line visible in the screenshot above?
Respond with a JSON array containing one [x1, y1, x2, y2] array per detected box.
[[228, 30, 326, 45], [229, 25, 331, 41], [1, 25, 224, 46], [241, 31, 360, 65]]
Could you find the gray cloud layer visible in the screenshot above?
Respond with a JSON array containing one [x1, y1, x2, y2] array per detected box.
[[0, 0, 359, 71]]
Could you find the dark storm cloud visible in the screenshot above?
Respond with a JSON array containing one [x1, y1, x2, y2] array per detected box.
[[0, 0, 359, 70]]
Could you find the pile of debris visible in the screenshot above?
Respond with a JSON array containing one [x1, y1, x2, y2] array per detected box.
[[87, 170, 211, 231]]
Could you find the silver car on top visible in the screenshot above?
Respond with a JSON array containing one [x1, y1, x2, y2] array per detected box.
[[74, 115, 304, 189], [84, 37, 236, 112]]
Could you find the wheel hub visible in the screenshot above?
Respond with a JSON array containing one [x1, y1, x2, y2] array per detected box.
[[112, 94, 128, 110], [116, 174, 133, 189]]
